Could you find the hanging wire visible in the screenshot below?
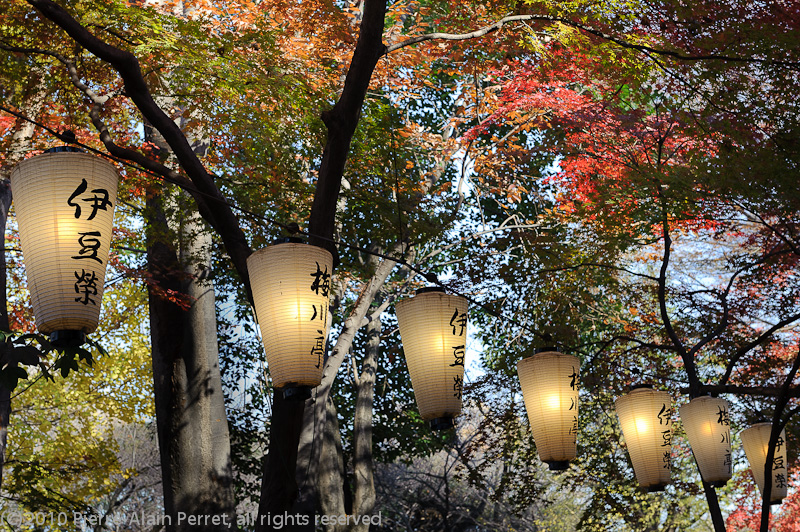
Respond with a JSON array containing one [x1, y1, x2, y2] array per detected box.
[[0, 108, 680, 356]]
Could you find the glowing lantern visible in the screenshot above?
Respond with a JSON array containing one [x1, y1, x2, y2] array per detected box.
[[247, 239, 333, 398], [517, 350, 579, 470], [11, 148, 118, 346], [679, 396, 732, 487], [615, 386, 673, 491], [740, 422, 788, 504], [396, 287, 468, 430]]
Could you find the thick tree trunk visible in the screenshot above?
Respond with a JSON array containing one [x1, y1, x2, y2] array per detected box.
[[147, 192, 235, 532], [318, 396, 347, 532], [255, 392, 306, 532], [289, 397, 319, 531], [0, 115, 38, 488], [0, 179, 13, 489], [352, 316, 380, 531]]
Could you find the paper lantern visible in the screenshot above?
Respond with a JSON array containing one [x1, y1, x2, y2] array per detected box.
[[396, 287, 468, 430], [11, 148, 118, 346], [740, 422, 788, 504], [247, 239, 333, 398], [517, 350, 579, 470], [615, 386, 673, 491], [679, 396, 732, 487]]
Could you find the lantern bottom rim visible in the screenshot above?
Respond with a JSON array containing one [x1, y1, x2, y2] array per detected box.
[[707, 480, 729, 488], [546, 460, 570, 471], [770, 499, 784, 506], [282, 386, 312, 401], [49, 330, 87, 348], [429, 417, 454, 431], [646, 484, 668, 493]]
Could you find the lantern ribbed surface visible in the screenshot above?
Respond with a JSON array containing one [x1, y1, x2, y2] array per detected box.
[[740, 423, 788, 503], [517, 351, 579, 468], [396, 290, 468, 421], [615, 387, 673, 491], [679, 397, 732, 486], [11, 151, 118, 335], [247, 243, 333, 388]]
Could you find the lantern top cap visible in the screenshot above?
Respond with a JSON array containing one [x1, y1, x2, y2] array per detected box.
[[273, 236, 305, 245], [630, 383, 654, 391], [416, 286, 446, 295], [534, 346, 560, 354], [43, 146, 84, 153]]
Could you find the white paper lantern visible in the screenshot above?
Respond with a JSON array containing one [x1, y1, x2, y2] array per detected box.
[[679, 396, 732, 487], [517, 350, 579, 470], [11, 149, 118, 346], [396, 288, 468, 430], [740, 422, 788, 504], [615, 386, 673, 491], [247, 240, 333, 396]]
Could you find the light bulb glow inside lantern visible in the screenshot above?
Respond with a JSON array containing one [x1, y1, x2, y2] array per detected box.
[[635, 417, 651, 435], [615, 386, 673, 492], [517, 351, 580, 470], [247, 240, 334, 397], [546, 394, 561, 411], [740, 423, 788, 504], [396, 288, 468, 430], [679, 396, 732, 487], [11, 150, 119, 345]]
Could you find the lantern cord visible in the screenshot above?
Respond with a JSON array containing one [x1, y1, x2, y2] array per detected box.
[[389, 115, 407, 263], [59, 134, 548, 339], [0, 115, 612, 346], [1, 124, 713, 377]]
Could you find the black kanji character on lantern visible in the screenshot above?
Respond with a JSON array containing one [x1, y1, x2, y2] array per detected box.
[[449, 308, 467, 336], [662, 450, 671, 468], [310, 303, 328, 324], [72, 231, 103, 263], [568, 368, 578, 390], [716, 405, 730, 426], [450, 345, 465, 367], [776, 435, 785, 452], [311, 330, 325, 368], [569, 397, 576, 411], [453, 375, 463, 399], [569, 415, 578, 435], [74, 269, 99, 305], [657, 403, 672, 425], [773, 455, 785, 471], [67, 179, 112, 220], [309, 262, 330, 297], [661, 429, 672, 447], [720, 432, 730, 445], [776, 473, 787, 489]]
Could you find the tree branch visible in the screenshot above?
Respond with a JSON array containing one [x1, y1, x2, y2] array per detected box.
[[26, 0, 254, 299], [383, 13, 800, 71], [719, 312, 800, 386]]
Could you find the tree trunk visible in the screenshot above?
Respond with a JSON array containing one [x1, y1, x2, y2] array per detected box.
[[0, 114, 39, 488], [319, 395, 347, 532], [351, 313, 380, 531], [0, 178, 13, 489], [146, 192, 235, 532], [255, 391, 306, 532]]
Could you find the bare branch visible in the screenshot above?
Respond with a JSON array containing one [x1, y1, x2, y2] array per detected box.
[[26, 0, 254, 299], [719, 312, 800, 386], [383, 13, 800, 71]]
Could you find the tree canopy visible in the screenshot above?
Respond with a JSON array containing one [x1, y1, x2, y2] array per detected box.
[[1, 0, 799, 531]]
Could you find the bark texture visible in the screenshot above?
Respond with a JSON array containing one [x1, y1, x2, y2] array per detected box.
[[146, 193, 235, 532], [352, 316, 380, 530], [0, 115, 39, 488]]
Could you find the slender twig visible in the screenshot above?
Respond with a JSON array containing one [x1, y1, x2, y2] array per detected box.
[[383, 13, 800, 71]]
